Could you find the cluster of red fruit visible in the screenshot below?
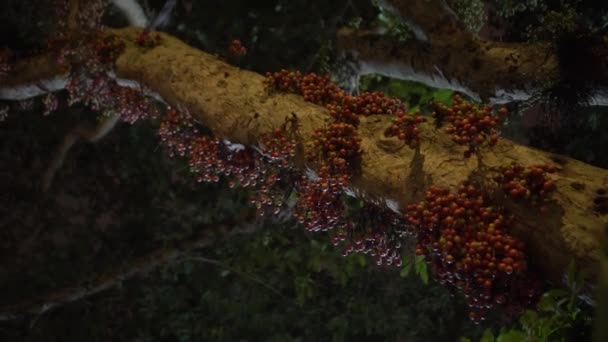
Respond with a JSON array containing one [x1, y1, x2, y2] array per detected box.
[[111, 86, 159, 124], [266, 70, 341, 105], [159, 107, 297, 217], [493, 163, 557, 207], [385, 113, 426, 148], [294, 162, 349, 231], [332, 204, 407, 266], [259, 127, 297, 168], [188, 136, 223, 183], [135, 31, 162, 48], [308, 123, 361, 174], [248, 171, 299, 217], [158, 106, 200, 158], [91, 35, 126, 65], [42, 93, 59, 116], [227, 39, 247, 57], [433, 94, 506, 158], [405, 183, 539, 322], [265, 70, 423, 130], [58, 34, 126, 112]]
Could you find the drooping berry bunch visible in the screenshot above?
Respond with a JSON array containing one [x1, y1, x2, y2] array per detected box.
[[433, 94, 507, 158], [159, 107, 300, 217], [42, 93, 59, 116], [259, 127, 297, 168], [227, 39, 247, 57], [332, 203, 409, 266], [385, 113, 427, 148], [188, 136, 223, 183], [308, 122, 361, 175], [110, 86, 159, 124], [60, 34, 125, 110], [405, 183, 539, 322], [248, 171, 300, 217], [136, 31, 162, 48], [158, 106, 200, 158], [293, 164, 348, 232], [493, 163, 557, 208], [54, 0, 108, 36]]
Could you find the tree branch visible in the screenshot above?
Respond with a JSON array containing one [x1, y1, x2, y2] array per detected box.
[[4, 27, 608, 288], [340, 0, 608, 104], [0, 221, 257, 321], [41, 113, 121, 193]]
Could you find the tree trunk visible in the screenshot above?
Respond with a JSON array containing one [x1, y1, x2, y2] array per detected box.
[[2, 27, 608, 289]]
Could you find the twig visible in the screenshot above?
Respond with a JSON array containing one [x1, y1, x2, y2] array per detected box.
[[180, 256, 287, 299]]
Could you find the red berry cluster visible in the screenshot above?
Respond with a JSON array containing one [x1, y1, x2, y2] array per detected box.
[[433, 94, 506, 158], [385, 113, 426, 148], [136, 31, 162, 48], [42, 93, 59, 116], [308, 123, 361, 174], [54, 0, 107, 35], [294, 165, 347, 232], [248, 171, 299, 217], [111, 86, 159, 124], [86, 34, 126, 65], [158, 106, 200, 158], [160, 106, 298, 217], [227, 39, 247, 57], [493, 163, 557, 208], [266, 70, 342, 106], [265, 69, 424, 137], [188, 136, 223, 183], [259, 127, 297, 168], [60, 34, 125, 110], [405, 183, 539, 322], [332, 204, 407, 266]]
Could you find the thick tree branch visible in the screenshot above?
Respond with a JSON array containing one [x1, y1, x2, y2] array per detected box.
[[340, 0, 608, 104], [0, 220, 257, 321], [4, 28, 608, 288]]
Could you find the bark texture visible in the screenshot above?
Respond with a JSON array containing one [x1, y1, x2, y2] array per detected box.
[[3, 27, 608, 288], [337, 0, 608, 104]]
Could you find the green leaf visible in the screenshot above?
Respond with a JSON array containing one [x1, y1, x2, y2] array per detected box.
[[432, 89, 454, 104], [520, 310, 538, 330], [415, 255, 429, 283], [460, 338, 472, 342], [480, 328, 495, 342], [400, 257, 413, 278], [496, 329, 527, 342]]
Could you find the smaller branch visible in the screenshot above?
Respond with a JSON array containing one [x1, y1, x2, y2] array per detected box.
[[0, 221, 257, 321], [182, 256, 287, 299], [110, 0, 149, 28], [41, 114, 121, 193]]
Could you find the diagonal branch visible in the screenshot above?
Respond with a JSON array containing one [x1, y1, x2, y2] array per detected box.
[[336, 27, 558, 103], [41, 113, 121, 193], [2, 27, 608, 291], [0, 220, 257, 321], [338, 0, 608, 104]]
